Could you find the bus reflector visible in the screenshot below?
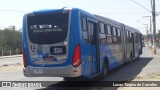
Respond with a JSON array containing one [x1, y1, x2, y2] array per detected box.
[[72, 44, 81, 67], [22, 49, 28, 68]]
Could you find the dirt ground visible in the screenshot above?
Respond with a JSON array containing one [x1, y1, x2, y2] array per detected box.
[[134, 72, 160, 81], [117, 72, 160, 90], [0, 63, 23, 73]]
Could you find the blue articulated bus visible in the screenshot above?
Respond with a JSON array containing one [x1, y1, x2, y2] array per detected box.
[[22, 8, 143, 79]]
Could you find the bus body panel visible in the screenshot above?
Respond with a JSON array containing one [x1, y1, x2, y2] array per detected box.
[[24, 65, 82, 77], [25, 9, 69, 67], [23, 8, 83, 77], [23, 8, 143, 79], [79, 10, 100, 78]]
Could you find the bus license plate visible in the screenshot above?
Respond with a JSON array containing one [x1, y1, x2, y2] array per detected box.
[[50, 46, 66, 55], [54, 48, 63, 53], [34, 69, 42, 74]]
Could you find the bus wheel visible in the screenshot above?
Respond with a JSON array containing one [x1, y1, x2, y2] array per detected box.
[[137, 51, 140, 60], [130, 52, 133, 61], [102, 63, 108, 78]]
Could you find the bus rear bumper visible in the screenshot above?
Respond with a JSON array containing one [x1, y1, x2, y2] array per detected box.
[[23, 65, 82, 77]]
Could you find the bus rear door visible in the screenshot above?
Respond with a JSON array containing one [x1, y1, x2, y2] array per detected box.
[[87, 19, 100, 77]]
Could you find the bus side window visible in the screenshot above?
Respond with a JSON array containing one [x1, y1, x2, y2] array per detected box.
[[117, 28, 121, 44], [88, 21, 96, 44], [129, 32, 132, 43], [113, 27, 117, 36], [99, 22, 107, 44], [81, 16, 89, 43], [117, 28, 121, 36], [106, 25, 112, 44], [112, 27, 117, 44], [126, 30, 129, 43], [107, 25, 111, 35], [99, 22, 105, 33]]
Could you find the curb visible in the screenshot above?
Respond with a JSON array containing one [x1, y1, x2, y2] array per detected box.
[[147, 47, 160, 55], [0, 55, 22, 59]]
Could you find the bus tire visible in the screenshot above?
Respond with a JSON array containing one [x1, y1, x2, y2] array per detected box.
[[137, 51, 140, 60], [102, 61, 108, 78], [130, 52, 133, 61]]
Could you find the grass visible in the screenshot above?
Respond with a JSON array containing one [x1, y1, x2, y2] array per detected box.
[[148, 72, 160, 79]]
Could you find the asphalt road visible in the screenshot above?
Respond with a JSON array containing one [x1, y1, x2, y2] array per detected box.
[[0, 47, 160, 90]]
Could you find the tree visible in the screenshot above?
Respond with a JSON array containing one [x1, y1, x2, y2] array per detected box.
[[0, 26, 22, 55], [157, 30, 160, 39]]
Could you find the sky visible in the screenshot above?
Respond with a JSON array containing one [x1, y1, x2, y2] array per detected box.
[[0, 0, 160, 34]]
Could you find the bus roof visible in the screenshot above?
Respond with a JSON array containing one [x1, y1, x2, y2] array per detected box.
[[27, 7, 142, 34], [94, 15, 141, 34], [94, 15, 122, 28]]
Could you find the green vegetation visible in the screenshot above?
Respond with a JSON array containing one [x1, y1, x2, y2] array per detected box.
[[156, 31, 160, 48], [157, 31, 160, 39], [0, 25, 22, 56], [148, 72, 160, 79], [144, 31, 160, 48]]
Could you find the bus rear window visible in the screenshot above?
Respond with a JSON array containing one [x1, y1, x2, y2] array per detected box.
[[27, 12, 69, 44]]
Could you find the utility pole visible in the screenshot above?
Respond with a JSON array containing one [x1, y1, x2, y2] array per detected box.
[[143, 24, 149, 45], [132, 0, 157, 53], [151, 0, 157, 54], [143, 16, 152, 46]]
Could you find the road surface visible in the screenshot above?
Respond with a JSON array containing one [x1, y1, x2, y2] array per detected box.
[[0, 47, 160, 90], [0, 55, 22, 66]]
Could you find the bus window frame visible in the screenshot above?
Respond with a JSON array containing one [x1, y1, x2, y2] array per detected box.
[[106, 25, 111, 35], [81, 15, 89, 43], [99, 22, 105, 34], [117, 28, 121, 44]]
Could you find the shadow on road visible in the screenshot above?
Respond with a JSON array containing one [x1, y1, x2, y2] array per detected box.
[[105, 57, 153, 81], [37, 57, 153, 90]]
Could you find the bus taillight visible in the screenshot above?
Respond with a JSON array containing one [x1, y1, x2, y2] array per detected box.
[[72, 44, 81, 67], [22, 49, 28, 68]]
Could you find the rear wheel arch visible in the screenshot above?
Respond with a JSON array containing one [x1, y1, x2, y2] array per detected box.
[[137, 50, 141, 60], [102, 57, 109, 77], [130, 51, 133, 61], [104, 57, 109, 67]]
